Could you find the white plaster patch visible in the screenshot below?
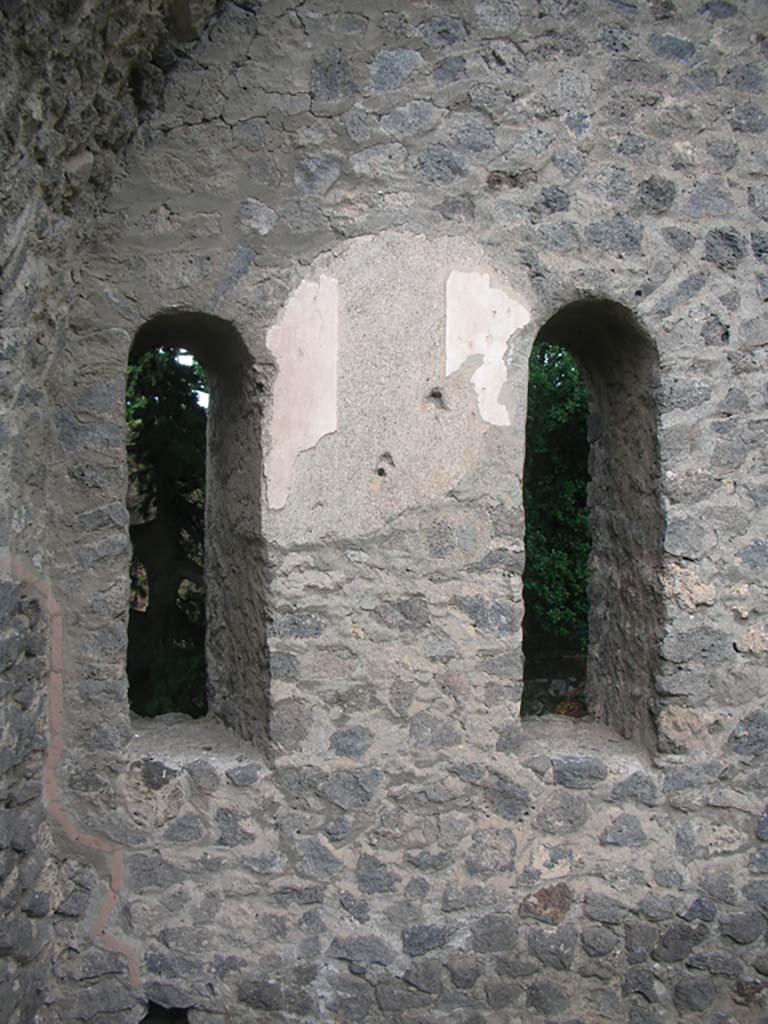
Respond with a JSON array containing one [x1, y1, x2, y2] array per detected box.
[[265, 275, 339, 509], [445, 270, 531, 426]]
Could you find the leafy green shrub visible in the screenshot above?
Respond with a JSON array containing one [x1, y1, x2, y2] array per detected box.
[[522, 344, 590, 658]]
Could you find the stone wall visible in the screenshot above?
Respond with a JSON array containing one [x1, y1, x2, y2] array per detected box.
[[0, 4, 217, 1022], [2, 0, 768, 1021]]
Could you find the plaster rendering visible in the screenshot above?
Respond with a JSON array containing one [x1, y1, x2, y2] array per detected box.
[[265, 274, 339, 510], [445, 270, 531, 427], [261, 231, 533, 546]]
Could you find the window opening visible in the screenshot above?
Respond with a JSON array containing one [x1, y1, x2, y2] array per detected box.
[[521, 344, 590, 718], [520, 299, 663, 748], [125, 311, 270, 751], [126, 347, 208, 718]]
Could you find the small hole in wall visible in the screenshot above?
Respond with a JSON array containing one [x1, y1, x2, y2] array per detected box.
[[140, 1004, 190, 1023], [375, 452, 395, 478], [428, 386, 447, 409]]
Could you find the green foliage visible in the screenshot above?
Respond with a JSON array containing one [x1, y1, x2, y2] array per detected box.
[[126, 348, 209, 718], [126, 349, 207, 533], [522, 344, 591, 656]]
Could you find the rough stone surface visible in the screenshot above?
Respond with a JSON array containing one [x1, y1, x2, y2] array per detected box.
[[552, 754, 608, 789], [2, 1, 768, 1022]]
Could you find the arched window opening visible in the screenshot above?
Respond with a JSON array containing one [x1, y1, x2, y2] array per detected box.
[[521, 299, 664, 748], [126, 311, 270, 751], [521, 345, 590, 718]]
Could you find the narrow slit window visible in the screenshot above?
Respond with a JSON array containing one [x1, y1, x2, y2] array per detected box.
[[520, 299, 664, 748], [126, 347, 209, 719], [125, 311, 270, 752], [521, 344, 590, 718]]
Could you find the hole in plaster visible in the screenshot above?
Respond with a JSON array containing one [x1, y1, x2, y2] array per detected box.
[[427, 386, 447, 408], [140, 1003, 190, 1023], [487, 168, 538, 190], [376, 452, 395, 478]]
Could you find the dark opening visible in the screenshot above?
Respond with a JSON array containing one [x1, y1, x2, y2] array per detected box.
[[520, 299, 664, 747], [140, 1004, 190, 1023], [126, 311, 270, 750], [521, 344, 590, 718], [126, 347, 208, 718]]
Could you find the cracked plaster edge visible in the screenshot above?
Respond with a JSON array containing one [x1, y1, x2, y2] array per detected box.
[[264, 273, 339, 511], [445, 268, 533, 428]]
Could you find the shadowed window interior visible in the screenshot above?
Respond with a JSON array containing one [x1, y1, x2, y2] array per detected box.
[[140, 1004, 190, 1023], [521, 344, 591, 718], [125, 311, 270, 751], [126, 346, 209, 718], [520, 299, 664, 748]]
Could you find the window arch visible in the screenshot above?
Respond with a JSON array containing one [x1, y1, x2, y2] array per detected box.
[[127, 311, 269, 751], [522, 298, 664, 747]]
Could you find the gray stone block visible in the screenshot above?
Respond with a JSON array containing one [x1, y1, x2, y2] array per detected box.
[[673, 975, 715, 1011], [536, 793, 589, 835], [310, 48, 357, 104], [225, 763, 260, 786], [369, 48, 423, 91], [356, 853, 398, 895], [329, 934, 394, 968], [471, 913, 518, 953], [704, 227, 748, 269], [416, 16, 467, 48], [729, 710, 768, 756], [582, 924, 619, 957], [653, 921, 708, 962], [294, 157, 341, 196], [552, 755, 608, 789], [528, 924, 577, 970], [526, 979, 569, 1014], [638, 176, 677, 212], [402, 923, 453, 956], [719, 911, 765, 944]]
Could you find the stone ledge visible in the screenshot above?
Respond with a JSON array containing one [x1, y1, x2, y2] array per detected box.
[[127, 712, 266, 771]]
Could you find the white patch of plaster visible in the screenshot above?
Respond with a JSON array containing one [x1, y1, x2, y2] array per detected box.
[[266, 275, 339, 509], [445, 270, 531, 426]]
